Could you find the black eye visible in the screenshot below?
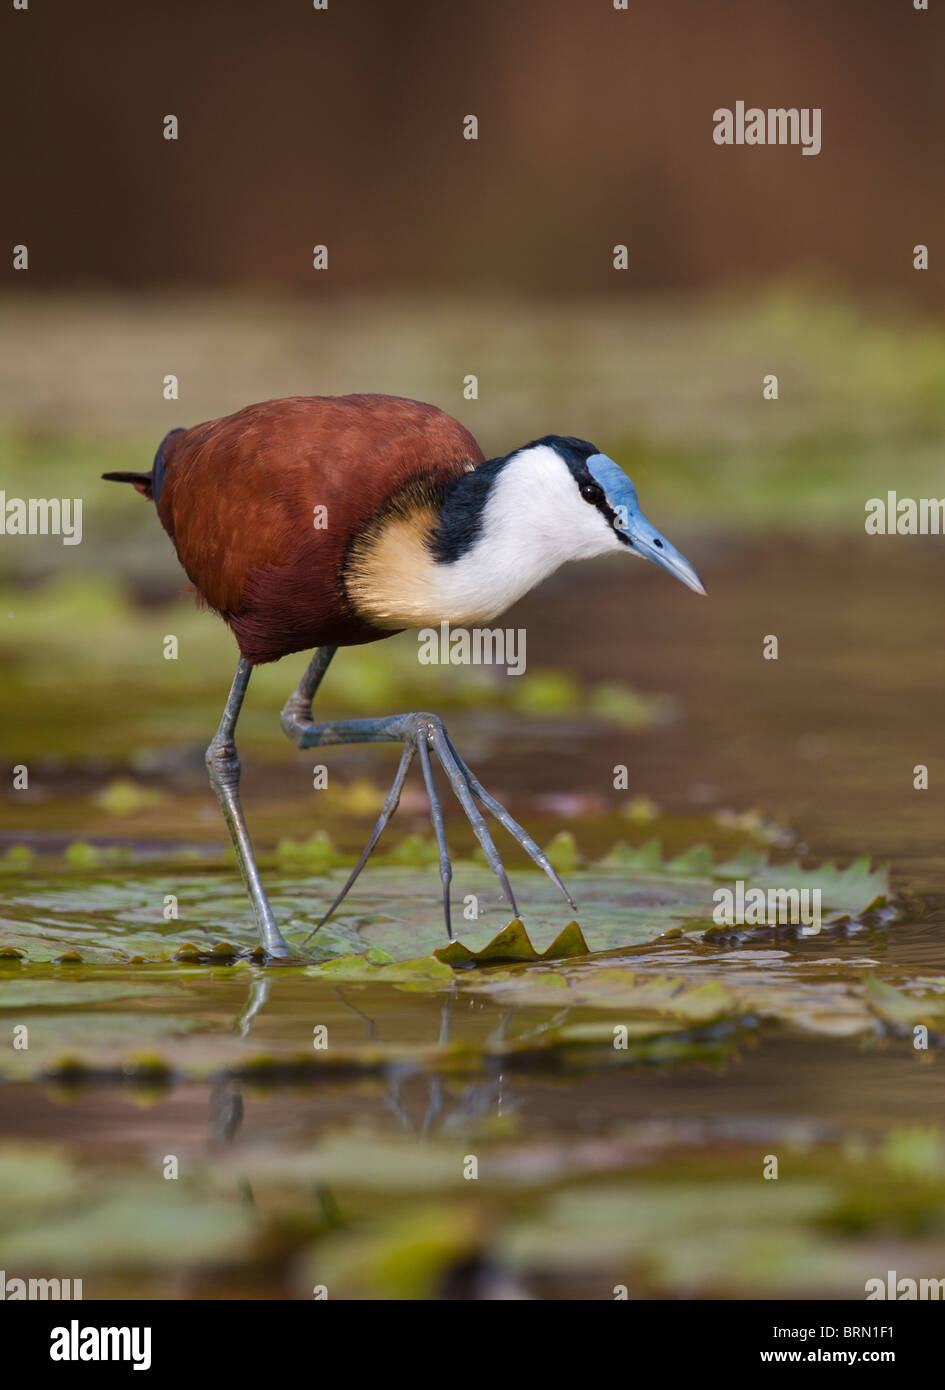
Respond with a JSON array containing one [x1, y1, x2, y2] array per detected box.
[[580, 482, 603, 503]]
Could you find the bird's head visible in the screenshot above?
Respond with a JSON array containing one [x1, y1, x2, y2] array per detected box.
[[480, 435, 706, 595], [346, 433, 705, 631]]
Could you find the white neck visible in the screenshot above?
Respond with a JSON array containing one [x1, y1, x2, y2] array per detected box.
[[431, 445, 621, 622], [346, 444, 621, 629]]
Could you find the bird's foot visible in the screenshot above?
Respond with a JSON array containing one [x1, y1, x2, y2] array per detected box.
[[303, 713, 575, 945]]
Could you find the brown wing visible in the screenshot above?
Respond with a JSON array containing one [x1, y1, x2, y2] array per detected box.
[[156, 395, 484, 664]]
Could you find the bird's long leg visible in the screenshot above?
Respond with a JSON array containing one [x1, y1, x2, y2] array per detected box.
[[281, 648, 577, 943], [206, 658, 292, 959]]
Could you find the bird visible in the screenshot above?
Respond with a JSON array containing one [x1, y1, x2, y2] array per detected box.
[[103, 394, 705, 959]]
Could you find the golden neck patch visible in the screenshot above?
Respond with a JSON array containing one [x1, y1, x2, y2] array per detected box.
[[344, 482, 450, 629]]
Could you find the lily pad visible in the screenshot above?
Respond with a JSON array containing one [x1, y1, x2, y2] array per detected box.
[[435, 919, 590, 967], [0, 844, 891, 965], [0, 1012, 208, 1081], [0, 980, 167, 1008], [865, 976, 945, 1034], [0, 1180, 254, 1270], [0, 845, 912, 1082], [473, 967, 737, 1022], [308, 954, 454, 984]]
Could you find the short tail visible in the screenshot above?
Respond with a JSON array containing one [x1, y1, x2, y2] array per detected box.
[[101, 427, 187, 502], [101, 470, 154, 496]]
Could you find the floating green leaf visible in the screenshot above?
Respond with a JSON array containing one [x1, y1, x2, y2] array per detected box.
[[436, 919, 590, 967]]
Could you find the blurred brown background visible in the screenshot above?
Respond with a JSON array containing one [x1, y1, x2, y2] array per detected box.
[[3, 3, 945, 1308], [4, 0, 943, 298]]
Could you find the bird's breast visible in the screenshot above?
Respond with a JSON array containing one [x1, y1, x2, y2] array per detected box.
[[345, 508, 542, 630]]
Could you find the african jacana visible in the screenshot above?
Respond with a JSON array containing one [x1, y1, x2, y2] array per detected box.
[[104, 395, 704, 958]]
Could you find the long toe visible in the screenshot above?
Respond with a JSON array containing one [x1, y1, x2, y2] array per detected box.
[[417, 729, 455, 942], [427, 722, 521, 917], [302, 742, 416, 943], [442, 729, 577, 911]]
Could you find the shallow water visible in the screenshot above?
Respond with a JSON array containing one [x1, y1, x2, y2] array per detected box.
[[1, 536, 943, 1299]]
